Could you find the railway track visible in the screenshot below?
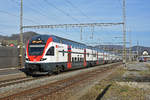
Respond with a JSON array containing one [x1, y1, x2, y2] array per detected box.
[[0, 67, 91, 88], [0, 63, 116, 88], [0, 67, 87, 88], [0, 63, 121, 100], [0, 77, 34, 88], [0, 75, 55, 88]]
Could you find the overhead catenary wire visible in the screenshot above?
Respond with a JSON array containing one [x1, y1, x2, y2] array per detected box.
[[23, 4, 51, 21], [11, 0, 20, 5], [25, 0, 53, 20], [9, 0, 51, 24], [4, 0, 124, 46], [1, 0, 40, 25], [64, 0, 92, 21], [23, 23, 123, 29], [0, 10, 39, 25], [11, 0, 79, 24], [44, 0, 80, 23]]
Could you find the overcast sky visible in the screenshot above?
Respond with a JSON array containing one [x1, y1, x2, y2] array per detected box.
[[0, 0, 150, 47]]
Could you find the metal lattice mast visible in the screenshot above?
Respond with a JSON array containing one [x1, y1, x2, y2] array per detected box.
[[137, 41, 139, 58], [123, 0, 127, 63], [20, 0, 23, 68], [129, 29, 132, 61]]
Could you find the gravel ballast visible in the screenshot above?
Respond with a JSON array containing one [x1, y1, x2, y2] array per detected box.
[[0, 63, 117, 98]]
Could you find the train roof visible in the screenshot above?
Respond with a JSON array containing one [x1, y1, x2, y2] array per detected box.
[[51, 35, 86, 46], [29, 35, 50, 44], [29, 35, 106, 52], [30, 34, 86, 47]]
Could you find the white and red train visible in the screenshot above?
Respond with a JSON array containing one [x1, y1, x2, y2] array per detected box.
[[25, 35, 122, 75]]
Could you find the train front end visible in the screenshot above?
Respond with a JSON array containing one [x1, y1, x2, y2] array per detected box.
[[25, 35, 53, 75]]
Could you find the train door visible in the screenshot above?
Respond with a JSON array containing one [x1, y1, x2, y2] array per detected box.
[[92, 50, 93, 61], [84, 49, 87, 67], [56, 45, 59, 62], [96, 51, 99, 64], [103, 52, 105, 64], [67, 45, 72, 69]]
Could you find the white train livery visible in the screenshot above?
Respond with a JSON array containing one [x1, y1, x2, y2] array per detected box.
[[25, 35, 122, 74]]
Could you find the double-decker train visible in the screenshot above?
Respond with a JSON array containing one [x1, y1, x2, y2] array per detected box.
[[25, 35, 122, 75]]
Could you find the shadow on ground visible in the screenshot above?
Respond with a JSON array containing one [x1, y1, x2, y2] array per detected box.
[[96, 84, 112, 100]]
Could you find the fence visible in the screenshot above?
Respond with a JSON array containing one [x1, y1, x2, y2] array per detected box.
[[0, 47, 20, 68]]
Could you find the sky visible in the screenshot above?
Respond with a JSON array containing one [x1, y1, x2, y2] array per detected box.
[[0, 0, 150, 47]]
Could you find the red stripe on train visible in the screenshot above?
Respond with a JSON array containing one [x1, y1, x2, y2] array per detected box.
[[26, 40, 29, 58], [84, 49, 87, 67], [27, 37, 53, 62], [67, 45, 72, 69]]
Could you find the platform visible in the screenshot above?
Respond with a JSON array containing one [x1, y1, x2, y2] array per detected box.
[[0, 67, 27, 82]]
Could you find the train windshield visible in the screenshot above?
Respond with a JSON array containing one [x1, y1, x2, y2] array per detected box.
[[28, 45, 45, 56]]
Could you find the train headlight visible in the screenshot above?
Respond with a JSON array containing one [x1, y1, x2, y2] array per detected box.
[[26, 58, 29, 61], [40, 58, 47, 61]]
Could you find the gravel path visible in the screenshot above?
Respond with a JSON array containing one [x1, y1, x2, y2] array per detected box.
[[121, 62, 150, 90], [123, 62, 149, 78], [127, 62, 149, 71]]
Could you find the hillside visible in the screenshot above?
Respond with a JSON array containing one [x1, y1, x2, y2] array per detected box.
[[95, 45, 123, 50], [132, 46, 150, 55], [0, 32, 150, 55], [0, 31, 38, 46], [95, 45, 150, 55]]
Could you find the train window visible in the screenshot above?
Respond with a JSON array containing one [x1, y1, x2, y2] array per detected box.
[[87, 53, 89, 57], [29, 47, 44, 56], [75, 57, 77, 61], [62, 50, 64, 56], [78, 57, 80, 61], [46, 46, 55, 56], [80, 58, 83, 62], [72, 57, 74, 62]]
